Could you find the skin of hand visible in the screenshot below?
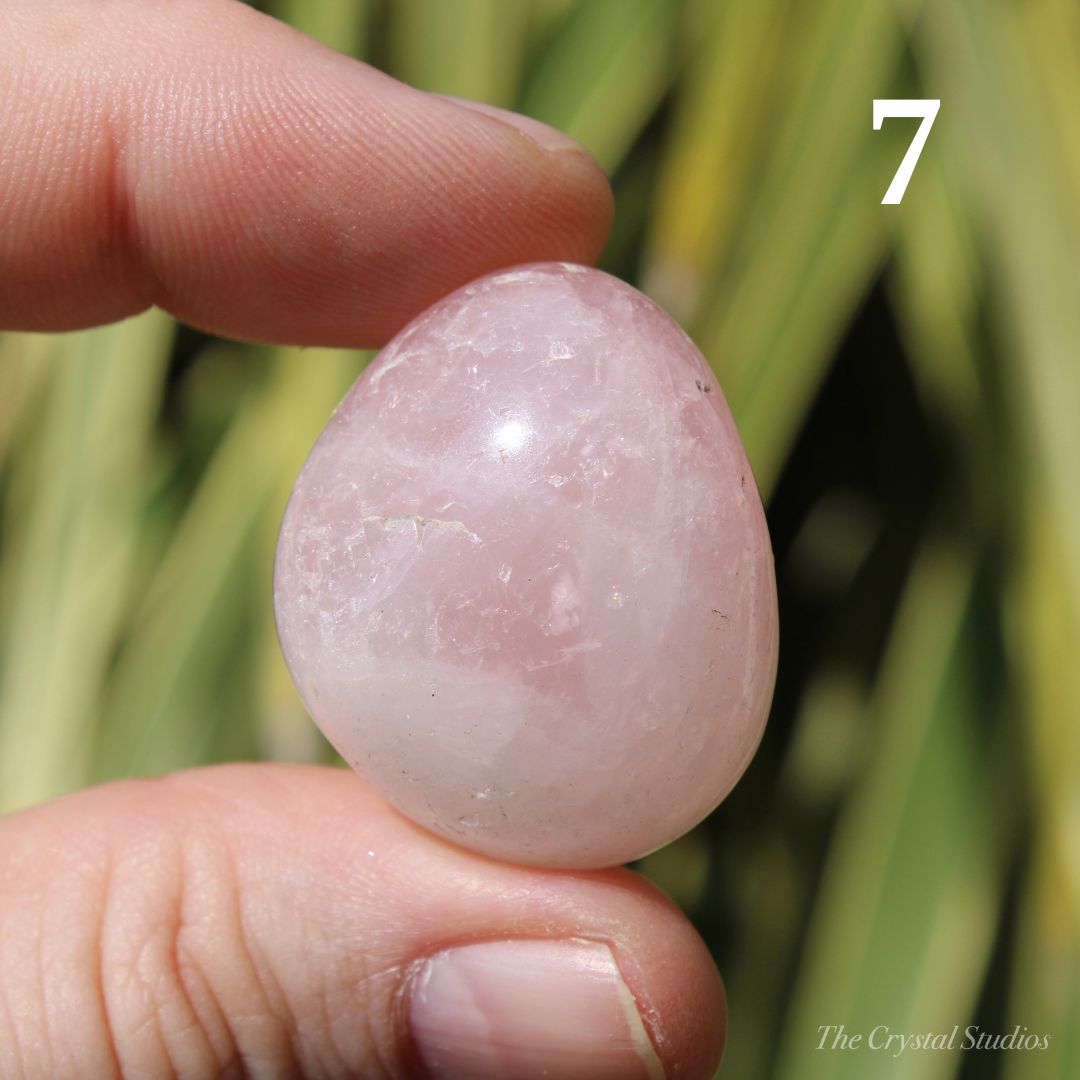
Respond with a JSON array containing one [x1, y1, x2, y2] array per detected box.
[[0, 1, 726, 1077]]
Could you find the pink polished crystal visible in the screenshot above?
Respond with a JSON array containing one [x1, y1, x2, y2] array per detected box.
[[274, 263, 778, 869]]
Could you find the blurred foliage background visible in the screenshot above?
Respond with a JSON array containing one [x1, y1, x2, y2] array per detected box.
[[2, 0, 1079, 1077]]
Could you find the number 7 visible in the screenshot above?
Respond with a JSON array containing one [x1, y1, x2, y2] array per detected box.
[[873, 99, 940, 204]]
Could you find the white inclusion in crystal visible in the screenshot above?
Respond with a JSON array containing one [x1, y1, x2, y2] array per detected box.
[[547, 572, 580, 636], [367, 348, 413, 389]]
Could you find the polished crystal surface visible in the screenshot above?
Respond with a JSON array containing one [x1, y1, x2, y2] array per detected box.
[[274, 263, 778, 868]]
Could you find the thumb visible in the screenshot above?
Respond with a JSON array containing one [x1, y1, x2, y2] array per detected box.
[[0, 764, 724, 1079]]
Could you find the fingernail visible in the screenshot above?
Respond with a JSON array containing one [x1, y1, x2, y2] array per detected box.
[[409, 938, 666, 1080], [437, 95, 588, 154]]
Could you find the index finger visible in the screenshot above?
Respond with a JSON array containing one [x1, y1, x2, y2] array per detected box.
[[0, 0, 612, 346]]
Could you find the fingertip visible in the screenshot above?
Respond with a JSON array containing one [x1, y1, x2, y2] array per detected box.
[[434, 95, 591, 155], [0, 0, 614, 344], [131, 39, 615, 346], [604, 869, 727, 1080]]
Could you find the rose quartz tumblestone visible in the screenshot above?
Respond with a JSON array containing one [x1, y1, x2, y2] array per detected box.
[[274, 263, 778, 869]]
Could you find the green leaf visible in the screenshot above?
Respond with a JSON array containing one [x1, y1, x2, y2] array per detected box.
[[390, 0, 530, 107], [268, 0, 373, 58], [642, 0, 791, 323], [92, 347, 365, 780], [0, 310, 175, 812], [686, 0, 907, 497], [0, 333, 56, 473], [1002, 483, 1080, 1080], [519, 0, 681, 175], [773, 539, 1004, 1080]]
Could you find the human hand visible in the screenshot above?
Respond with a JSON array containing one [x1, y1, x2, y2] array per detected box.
[[0, 1, 724, 1076]]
